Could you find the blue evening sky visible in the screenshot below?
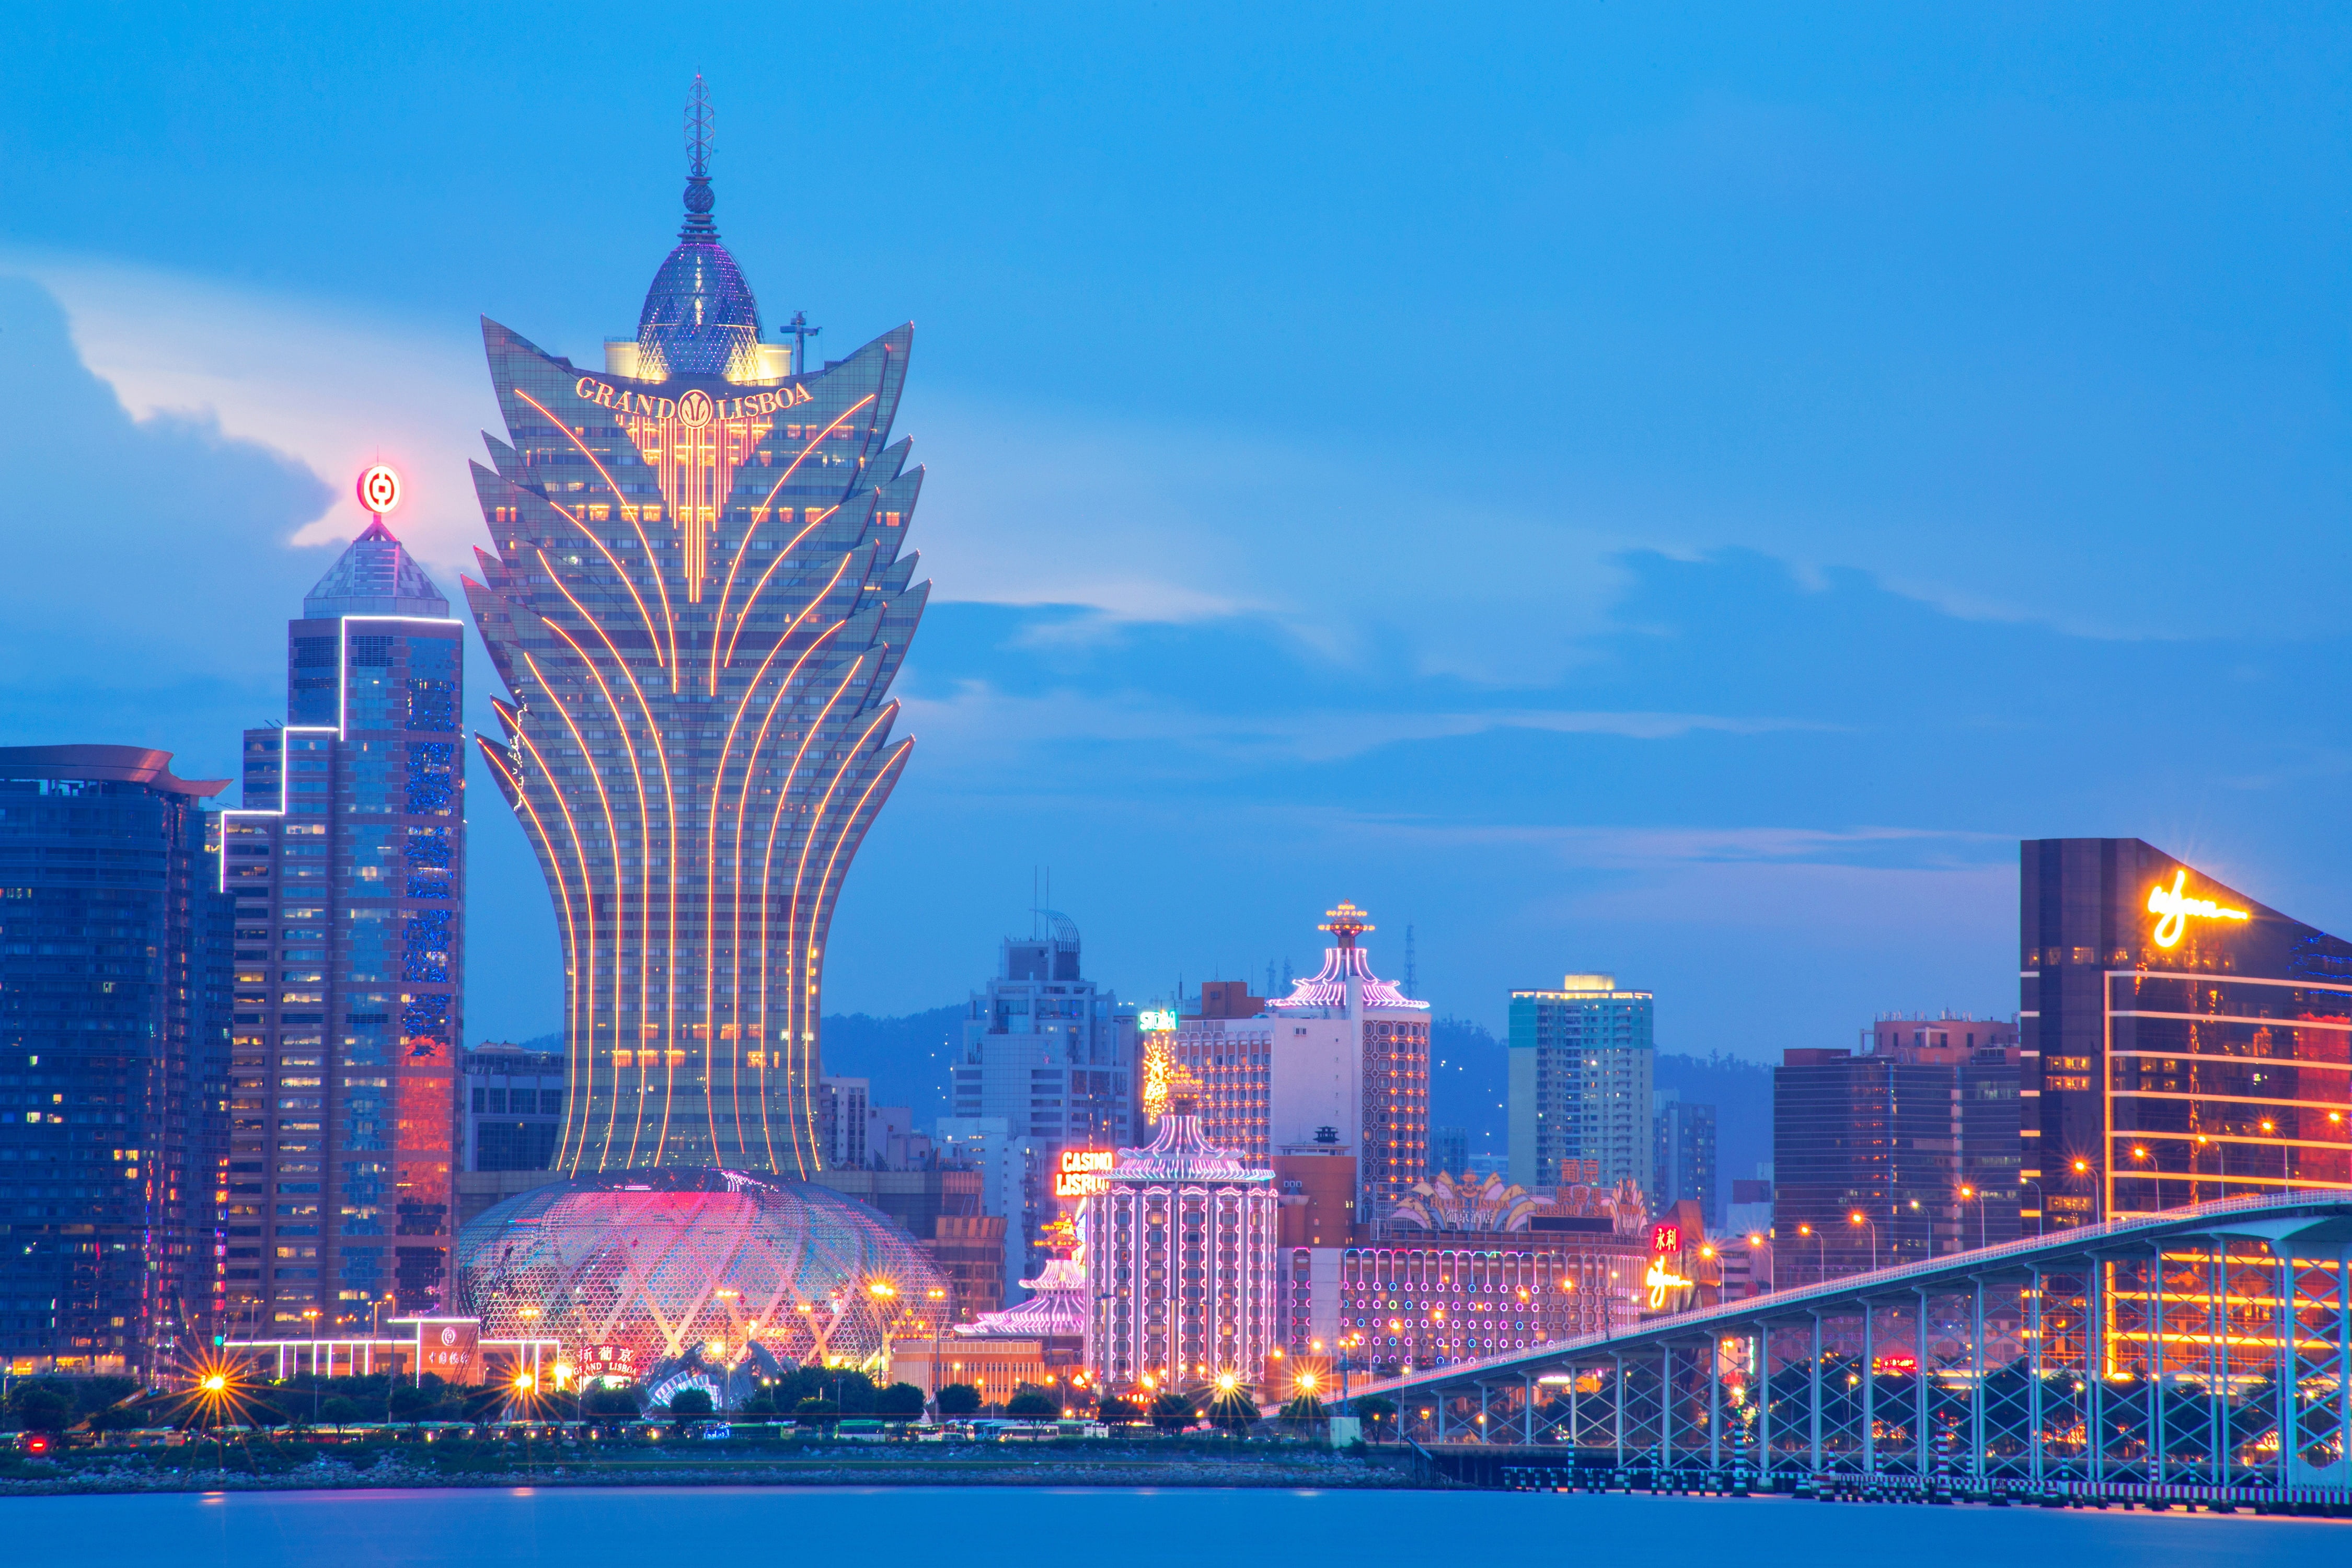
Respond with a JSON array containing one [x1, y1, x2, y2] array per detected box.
[[5, 4, 2350, 1058]]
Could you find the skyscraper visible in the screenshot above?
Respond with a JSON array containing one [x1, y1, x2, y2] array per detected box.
[[466, 100, 927, 1180], [0, 746, 233, 1375], [2022, 838, 2352, 1226], [949, 913, 1134, 1286], [1266, 902, 1431, 1217], [1507, 974, 1654, 1196], [1651, 1091, 1719, 1230], [219, 519, 465, 1337]]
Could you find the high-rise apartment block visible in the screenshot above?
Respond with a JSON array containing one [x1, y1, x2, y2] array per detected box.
[[1508, 975, 1654, 1196], [2022, 838, 2352, 1228], [466, 135, 926, 1180], [950, 915, 1134, 1285], [1167, 980, 1275, 1159], [817, 1076, 870, 1169], [220, 523, 465, 1334], [932, 1114, 1045, 1307], [951, 916, 1135, 1144], [1772, 1017, 2021, 1282], [1264, 903, 1429, 1218], [0, 746, 233, 1375], [1652, 1091, 1719, 1230]]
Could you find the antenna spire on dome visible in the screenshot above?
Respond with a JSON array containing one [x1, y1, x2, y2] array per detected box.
[[680, 74, 718, 239]]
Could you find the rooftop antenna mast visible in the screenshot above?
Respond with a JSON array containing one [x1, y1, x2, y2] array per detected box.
[[1405, 923, 1417, 1000], [686, 73, 714, 178], [679, 74, 719, 239]]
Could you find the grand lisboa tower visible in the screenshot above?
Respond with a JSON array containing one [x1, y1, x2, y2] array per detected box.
[[457, 86, 941, 1390]]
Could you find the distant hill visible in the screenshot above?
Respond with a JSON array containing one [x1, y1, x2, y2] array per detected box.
[[1427, 1014, 1772, 1193], [816, 1005, 963, 1125]]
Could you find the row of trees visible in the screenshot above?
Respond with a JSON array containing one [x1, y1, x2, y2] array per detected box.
[[5, 1369, 1403, 1437]]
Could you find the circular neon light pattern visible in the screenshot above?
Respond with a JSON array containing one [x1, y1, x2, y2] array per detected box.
[[357, 463, 403, 515], [675, 387, 715, 428]]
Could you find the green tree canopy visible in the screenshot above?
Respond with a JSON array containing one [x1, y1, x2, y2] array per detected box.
[[10, 1386, 72, 1433], [1149, 1392, 1194, 1434], [873, 1382, 926, 1417], [583, 1383, 644, 1417], [936, 1383, 982, 1417], [1005, 1386, 1059, 1418], [1095, 1394, 1141, 1422], [667, 1387, 716, 1419], [1208, 1388, 1257, 1435]]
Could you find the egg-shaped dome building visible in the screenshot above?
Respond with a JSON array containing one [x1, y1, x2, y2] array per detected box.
[[456, 1169, 946, 1398]]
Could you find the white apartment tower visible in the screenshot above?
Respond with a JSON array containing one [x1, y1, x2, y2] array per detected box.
[[1508, 974, 1655, 1195]]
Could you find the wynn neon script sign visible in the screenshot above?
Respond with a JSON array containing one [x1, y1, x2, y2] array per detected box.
[[1644, 1258, 1693, 1310], [2146, 870, 2250, 948]]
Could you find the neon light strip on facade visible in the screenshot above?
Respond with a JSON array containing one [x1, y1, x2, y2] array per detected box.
[[534, 610, 668, 1150], [478, 733, 591, 1175], [532, 551, 685, 1155], [757, 650, 873, 1178], [709, 397, 873, 692], [711, 566, 850, 1167], [505, 719, 604, 1169], [719, 505, 838, 671], [734, 616, 848, 1169], [782, 697, 898, 1168], [514, 388, 678, 683], [519, 652, 629, 1164], [801, 735, 911, 1154]]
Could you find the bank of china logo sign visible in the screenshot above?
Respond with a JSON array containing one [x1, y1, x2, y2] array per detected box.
[[2146, 870, 2250, 949]]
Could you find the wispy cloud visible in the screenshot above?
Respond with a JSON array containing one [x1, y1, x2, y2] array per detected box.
[[899, 677, 1824, 769], [14, 251, 499, 578]]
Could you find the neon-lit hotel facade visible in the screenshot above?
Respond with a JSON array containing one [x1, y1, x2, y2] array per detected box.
[[2022, 838, 2352, 1227], [464, 118, 926, 1178]]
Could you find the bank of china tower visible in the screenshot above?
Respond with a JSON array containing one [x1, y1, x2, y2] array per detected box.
[[464, 129, 925, 1179]]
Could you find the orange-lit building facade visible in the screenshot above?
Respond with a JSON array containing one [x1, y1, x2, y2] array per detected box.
[[2023, 838, 2352, 1227], [465, 115, 926, 1178]]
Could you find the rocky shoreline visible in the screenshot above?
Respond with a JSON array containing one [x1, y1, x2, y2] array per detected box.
[[0, 1448, 1429, 1496]]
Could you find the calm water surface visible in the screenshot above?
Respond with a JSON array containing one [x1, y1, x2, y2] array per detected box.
[[2, 1486, 2333, 1566]]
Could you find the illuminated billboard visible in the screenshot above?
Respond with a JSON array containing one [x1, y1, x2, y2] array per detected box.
[[1054, 1148, 1114, 1199]]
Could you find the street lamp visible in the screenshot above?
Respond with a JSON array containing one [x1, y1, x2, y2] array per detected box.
[[301, 1307, 322, 1423], [2259, 1119, 2288, 1187], [1796, 1223, 1826, 1285], [1958, 1185, 1986, 1253], [1747, 1232, 1771, 1293], [1847, 1211, 1877, 1273], [2069, 1155, 2101, 1224], [2020, 1177, 2047, 1238]]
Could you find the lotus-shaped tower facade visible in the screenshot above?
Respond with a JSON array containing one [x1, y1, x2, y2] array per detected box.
[[463, 106, 925, 1178]]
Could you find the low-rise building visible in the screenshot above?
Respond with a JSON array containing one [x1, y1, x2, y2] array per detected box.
[[1277, 1172, 1653, 1377]]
